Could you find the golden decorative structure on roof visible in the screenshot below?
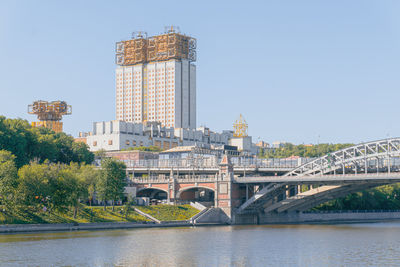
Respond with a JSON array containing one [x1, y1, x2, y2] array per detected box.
[[115, 26, 196, 66], [28, 100, 72, 133], [233, 114, 248, 138]]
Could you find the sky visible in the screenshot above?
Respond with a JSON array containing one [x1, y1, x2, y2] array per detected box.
[[1, 0, 399, 144]]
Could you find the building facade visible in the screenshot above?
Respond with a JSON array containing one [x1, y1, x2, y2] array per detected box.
[[115, 28, 196, 129], [86, 120, 233, 152]]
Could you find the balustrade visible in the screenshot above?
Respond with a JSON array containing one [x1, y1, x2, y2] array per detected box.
[[122, 157, 313, 169]]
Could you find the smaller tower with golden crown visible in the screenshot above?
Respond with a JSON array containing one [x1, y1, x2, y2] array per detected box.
[[230, 114, 254, 153], [233, 114, 248, 138]]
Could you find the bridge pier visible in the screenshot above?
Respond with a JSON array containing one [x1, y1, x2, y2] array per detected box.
[[213, 153, 245, 224], [214, 153, 234, 222]]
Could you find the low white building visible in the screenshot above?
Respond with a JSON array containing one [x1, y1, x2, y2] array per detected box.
[[229, 136, 259, 155], [86, 120, 235, 152]]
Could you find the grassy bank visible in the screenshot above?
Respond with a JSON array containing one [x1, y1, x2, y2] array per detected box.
[[136, 204, 199, 221], [0, 205, 150, 224]]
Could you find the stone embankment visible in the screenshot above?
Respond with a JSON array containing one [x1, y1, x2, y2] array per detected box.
[[0, 222, 161, 233], [268, 210, 400, 224], [3, 210, 400, 233], [0, 206, 230, 233], [235, 210, 400, 224]]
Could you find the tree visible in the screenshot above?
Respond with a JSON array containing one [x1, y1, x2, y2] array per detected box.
[[16, 162, 96, 215], [33, 132, 58, 163], [78, 164, 100, 207], [97, 158, 127, 211], [0, 116, 95, 167], [94, 149, 106, 158], [49, 165, 78, 212], [55, 164, 89, 218], [17, 163, 53, 208], [0, 117, 36, 167], [72, 141, 94, 164], [0, 150, 18, 207], [124, 195, 134, 220]]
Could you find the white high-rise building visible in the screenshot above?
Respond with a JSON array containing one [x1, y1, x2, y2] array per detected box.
[[115, 27, 196, 129]]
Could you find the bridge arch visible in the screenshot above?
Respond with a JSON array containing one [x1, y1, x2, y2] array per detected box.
[[137, 187, 168, 200], [177, 186, 215, 204]]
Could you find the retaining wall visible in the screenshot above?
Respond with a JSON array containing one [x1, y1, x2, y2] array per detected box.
[[235, 211, 400, 224], [0, 221, 191, 234]]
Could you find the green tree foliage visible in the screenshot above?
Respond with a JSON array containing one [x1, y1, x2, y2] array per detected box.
[[16, 162, 101, 214], [97, 158, 127, 211], [0, 116, 94, 167], [17, 162, 55, 208], [94, 149, 106, 158], [262, 143, 354, 158], [77, 164, 100, 207], [316, 184, 400, 211], [0, 117, 36, 167], [0, 150, 18, 206]]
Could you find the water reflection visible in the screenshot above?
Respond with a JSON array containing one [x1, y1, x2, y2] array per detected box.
[[0, 223, 400, 266]]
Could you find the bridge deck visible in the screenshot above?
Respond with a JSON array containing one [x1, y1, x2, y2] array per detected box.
[[235, 173, 400, 183]]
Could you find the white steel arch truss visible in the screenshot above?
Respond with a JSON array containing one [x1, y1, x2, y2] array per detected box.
[[284, 138, 400, 177], [237, 138, 400, 214]]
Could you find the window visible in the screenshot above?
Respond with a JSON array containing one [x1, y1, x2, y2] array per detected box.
[[126, 140, 130, 145], [93, 141, 97, 146], [108, 140, 113, 145]]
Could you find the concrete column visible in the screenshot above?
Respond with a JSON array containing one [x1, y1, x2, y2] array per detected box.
[[167, 179, 171, 203], [170, 169, 177, 204], [214, 174, 219, 208], [285, 185, 289, 199]]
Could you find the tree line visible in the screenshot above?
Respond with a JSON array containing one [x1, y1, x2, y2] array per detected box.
[[0, 117, 128, 217], [0, 116, 94, 167], [260, 143, 354, 158], [315, 184, 400, 211], [0, 150, 127, 216]]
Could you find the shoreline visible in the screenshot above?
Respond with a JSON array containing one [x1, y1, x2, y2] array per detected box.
[[0, 221, 197, 234], [2, 211, 400, 234]]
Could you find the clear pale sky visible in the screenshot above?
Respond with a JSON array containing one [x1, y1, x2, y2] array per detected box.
[[1, 1, 399, 144]]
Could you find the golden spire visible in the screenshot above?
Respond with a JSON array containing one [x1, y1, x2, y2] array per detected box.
[[233, 114, 248, 138]]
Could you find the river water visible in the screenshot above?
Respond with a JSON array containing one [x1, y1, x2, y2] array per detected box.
[[1, 222, 400, 267]]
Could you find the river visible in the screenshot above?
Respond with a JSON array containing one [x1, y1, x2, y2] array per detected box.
[[1, 222, 400, 266]]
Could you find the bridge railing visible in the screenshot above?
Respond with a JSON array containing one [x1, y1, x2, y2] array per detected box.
[[231, 158, 316, 169], [131, 174, 218, 183], [123, 157, 315, 169], [124, 158, 220, 169]]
